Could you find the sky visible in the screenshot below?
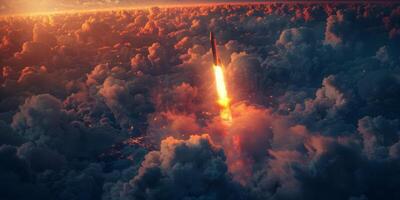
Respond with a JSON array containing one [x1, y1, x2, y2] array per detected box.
[[0, 0, 235, 15], [0, 0, 392, 15]]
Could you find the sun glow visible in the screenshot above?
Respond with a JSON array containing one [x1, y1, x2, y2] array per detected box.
[[213, 65, 232, 122]]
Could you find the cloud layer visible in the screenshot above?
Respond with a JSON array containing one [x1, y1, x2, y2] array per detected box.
[[1, 3, 400, 200]]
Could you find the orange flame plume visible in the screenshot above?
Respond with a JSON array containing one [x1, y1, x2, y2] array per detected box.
[[213, 65, 232, 122]]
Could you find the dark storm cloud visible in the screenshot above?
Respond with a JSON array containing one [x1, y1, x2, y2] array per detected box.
[[0, 145, 49, 199], [358, 116, 400, 159], [1, 3, 400, 200], [122, 134, 249, 200], [0, 121, 23, 146], [11, 94, 125, 160]]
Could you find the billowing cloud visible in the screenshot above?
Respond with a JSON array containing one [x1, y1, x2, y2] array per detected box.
[[0, 3, 400, 200], [122, 134, 248, 200]]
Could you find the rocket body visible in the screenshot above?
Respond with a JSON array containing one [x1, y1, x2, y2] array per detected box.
[[210, 32, 232, 122], [210, 32, 220, 66]]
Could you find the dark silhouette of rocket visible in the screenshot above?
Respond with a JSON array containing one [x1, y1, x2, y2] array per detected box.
[[210, 32, 221, 66]]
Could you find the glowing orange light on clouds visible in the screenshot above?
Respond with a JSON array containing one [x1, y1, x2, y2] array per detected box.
[[213, 64, 232, 122]]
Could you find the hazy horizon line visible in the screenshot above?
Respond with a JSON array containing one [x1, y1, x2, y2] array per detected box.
[[1, 0, 399, 17]]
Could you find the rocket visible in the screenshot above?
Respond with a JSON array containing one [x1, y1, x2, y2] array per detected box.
[[210, 32, 221, 66]]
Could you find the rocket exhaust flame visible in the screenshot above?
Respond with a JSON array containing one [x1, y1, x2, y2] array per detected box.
[[210, 32, 232, 122], [213, 65, 232, 122]]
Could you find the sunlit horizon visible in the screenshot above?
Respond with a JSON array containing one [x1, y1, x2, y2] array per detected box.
[[1, 0, 396, 16]]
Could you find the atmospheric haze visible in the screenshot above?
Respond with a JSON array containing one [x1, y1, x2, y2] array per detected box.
[[1, 2, 400, 200], [0, 0, 252, 15]]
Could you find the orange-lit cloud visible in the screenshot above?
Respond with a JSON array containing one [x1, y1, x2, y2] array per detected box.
[[1, 3, 400, 200]]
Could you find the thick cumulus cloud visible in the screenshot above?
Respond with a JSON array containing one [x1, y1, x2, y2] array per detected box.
[[11, 94, 123, 158], [0, 145, 49, 199], [1, 3, 400, 200], [120, 134, 248, 200]]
